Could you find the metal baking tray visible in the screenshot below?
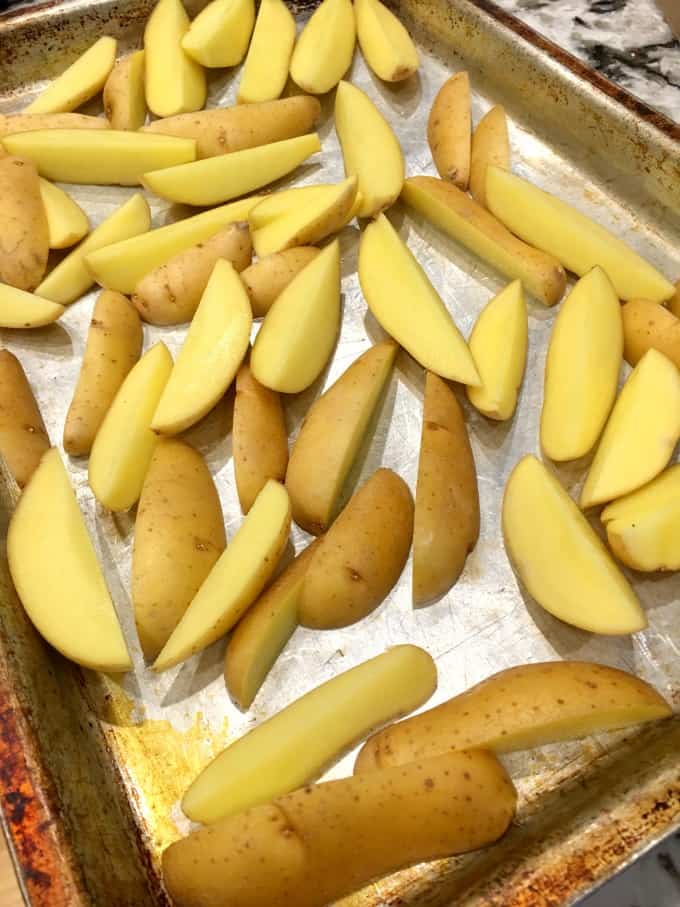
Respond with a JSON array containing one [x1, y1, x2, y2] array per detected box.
[[0, 0, 679, 904]]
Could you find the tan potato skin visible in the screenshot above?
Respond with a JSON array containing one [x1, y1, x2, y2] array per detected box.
[[131, 222, 252, 325], [621, 298, 680, 369], [233, 360, 288, 513], [0, 155, 49, 292], [163, 750, 516, 907], [413, 372, 479, 604], [103, 51, 146, 131], [0, 113, 110, 138], [0, 351, 49, 489], [427, 72, 471, 189], [143, 96, 321, 158], [298, 468, 414, 629], [469, 105, 510, 208], [240, 247, 319, 317], [133, 438, 226, 660], [667, 279, 680, 318]]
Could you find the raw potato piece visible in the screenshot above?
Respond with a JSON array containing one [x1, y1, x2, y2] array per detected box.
[[233, 361, 288, 514], [186, 645, 437, 822], [0, 285, 64, 329], [469, 105, 510, 208], [152, 261, 252, 435], [0, 113, 110, 137], [237, 0, 296, 103], [0, 351, 49, 489], [621, 298, 680, 368], [358, 213, 480, 385], [413, 373, 479, 604], [428, 72, 471, 189], [131, 222, 252, 325], [299, 468, 414, 629], [89, 343, 173, 511], [26, 37, 117, 114], [503, 455, 646, 634], [466, 280, 527, 421], [580, 349, 680, 509], [286, 341, 397, 534], [249, 185, 333, 228], [354, 0, 419, 82], [154, 480, 291, 671], [39, 179, 89, 249], [182, 0, 255, 67], [0, 155, 49, 292], [669, 278, 680, 318], [103, 50, 146, 131], [144, 0, 207, 117], [486, 166, 675, 303], [133, 439, 226, 660], [240, 247, 319, 317], [290, 0, 356, 94], [164, 750, 516, 907], [355, 661, 671, 772], [63, 291, 143, 456], [8, 448, 131, 672], [335, 81, 404, 218]]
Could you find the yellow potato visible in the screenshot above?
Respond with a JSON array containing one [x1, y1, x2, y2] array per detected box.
[[0, 113, 110, 137], [143, 95, 321, 158], [63, 290, 143, 456], [8, 448, 131, 672], [0, 351, 49, 489], [355, 661, 671, 772], [668, 278, 680, 318], [234, 360, 288, 514], [0, 154, 48, 292], [103, 50, 146, 131], [299, 468, 414, 629], [621, 297, 680, 368], [164, 749, 516, 907], [0, 284, 64, 329], [237, 0, 296, 103], [248, 184, 331, 228], [428, 72, 471, 188], [469, 105, 510, 208], [503, 455, 645, 634], [182, 0, 255, 68], [413, 372, 479, 605], [286, 340, 397, 534], [144, 0, 206, 117], [354, 0, 419, 82], [133, 439, 226, 660], [290, 0, 356, 94], [39, 178, 89, 249], [240, 246, 319, 317], [401, 176, 566, 307], [154, 480, 290, 671], [25, 37, 117, 114], [131, 222, 252, 325], [186, 645, 436, 821]]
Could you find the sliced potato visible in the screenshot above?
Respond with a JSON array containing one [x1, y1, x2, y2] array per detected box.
[[39, 178, 89, 250], [621, 297, 680, 368], [182, 0, 255, 68], [354, 0, 419, 82], [0, 154, 49, 292], [427, 72, 471, 188], [237, 0, 296, 104], [103, 50, 146, 131], [469, 105, 510, 208], [668, 278, 680, 318], [25, 36, 117, 114], [0, 113, 109, 137], [240, 247, 319, 317], [0, 284, 64, 329], [0, 351, 49, 489], [290, 0, 356, 94], [144, 0, 207, 117]]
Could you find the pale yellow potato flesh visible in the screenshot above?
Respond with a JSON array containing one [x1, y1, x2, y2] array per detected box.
[[25, 36, 117, 114], [334, 80, 404, 218], [144, 0, 206, 117], [184, 644, 436, 822], [151, 260, 252, 435], [153, 480, 291, 671], [401, 176, 566, 307], [240, 246, 319, 317], [7, 448, 131, 672], [354, 0, 419, 82], [286, 340, 397, 534], [622, 297, 680, 369], [63, 290, 143, 456], [358, 212, 480, 385], [103, 50, 146, 131], [182, 0, 255, 67], [36, 193, 150, 304], [541, 267, 622, 462], [290, 0, 356, 94], [165, 750, 515, 907], [466, 279, 527, 420], [248, 184, 332, 228], [39, 178, 89, 249], [89, 342, 173, 512], [0, 351, 49, 489], [251, 240, 340, 393], [469, 105, 510, 208], [503, 455, 645, 634], [486, 165, 675, 303], [580, 349, 680, 509], [133, 438, 226, 660], [355, 661, 671, 772], [0, 113, 110, 137], [0, 284, 64, 329], [0, 154, 48, 292], [428, 72, 471, 188], [237, 0, 296, 103]]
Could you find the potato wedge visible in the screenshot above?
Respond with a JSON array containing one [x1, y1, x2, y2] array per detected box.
[[63, 290, 143, 456], [290, 0, 356, 94], [240, 247, 319, 317], [621, 297, 680, 369], [103, 50, 146, 131], [133, 439, 226, 660], [0, 154, 49, 291], [8, 448, 131, 672], [0, 351, 49, 489], [144, 0, 207, 117], [182, 0, 255, 68], [0, 284, 64, 329], [39, 178, 89, 249], [237, 0, 296, 103], [248, 184, 332, 228], [153, 480, 290, 671], [355, 661, 671, 772], [25, 37, 117, 114], [413, 372, 479, 604], [299, 468, 413, 628], [354, 0, 419, 82], [668, 278, 680, 318], [131, 222, 252, 325], [0, 113, 109, 137], [286, 340, 397, 534], [186, 645, 436, 822], [428, 72, 471, 188], [164, 750, 515, 907], [469, 105, 510, 208]]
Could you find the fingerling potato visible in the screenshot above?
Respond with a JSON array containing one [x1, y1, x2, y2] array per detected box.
[[427, 71, 471, 188], [240, 247, 319, 317], [621, 297, 680, 369], [0, 154, 49, 292], [103, 50, 146, 131], [0, 113, 110, 138], [0, 351, 49, 489]]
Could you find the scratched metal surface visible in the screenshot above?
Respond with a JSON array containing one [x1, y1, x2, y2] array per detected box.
[[0, 0, 679, 904]]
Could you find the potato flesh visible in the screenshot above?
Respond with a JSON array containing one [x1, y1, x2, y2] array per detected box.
[[354, 0, 419, 82], [0, 284, 64, 329], [237, 0, 296, 103], [144, 0, 206, 117], [39, 178, 89, 249], [469, 105, 510, 208], [0, 351, 50, 488], [290, 0, 356, 94], [428, 72, 471, 188], [0, 154, 49, 292], [240, 246, 319, 317], [25, 36, 117, 114], [181, 0, 255, 68]]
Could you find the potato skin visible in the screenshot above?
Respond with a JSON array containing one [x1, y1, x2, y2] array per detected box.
[[413, 372, 479, 604], [133, 438, 226, 659], [0, 155, 49, 291], [427, 71, 471, 188], [469, 104, 510, 208], [103, 50, 146, 131], [163, 749, 516, 907], [0, 351, 49, 489], [240, 246, 319, 317], [63, 290, 143, 456], [131, 222, 252, 325], [0, 113, 110, 138], [621, 298, 680, 369], [298, 468, 414, 629]]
